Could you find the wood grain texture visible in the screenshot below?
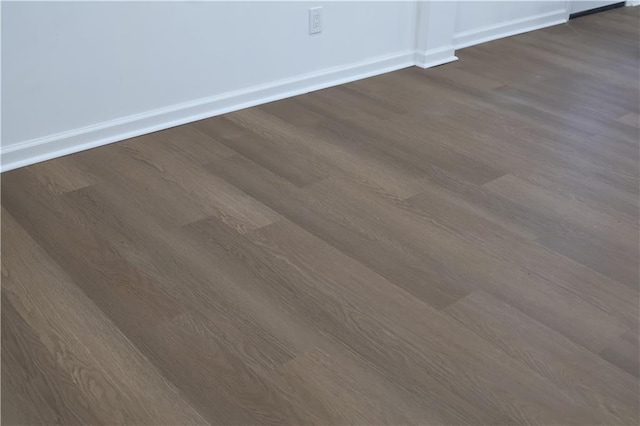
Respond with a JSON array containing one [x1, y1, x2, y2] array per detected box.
[[2, 7, 639, 425]]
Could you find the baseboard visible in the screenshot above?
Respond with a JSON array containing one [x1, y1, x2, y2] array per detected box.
[[414, 46, 459, 69], [570, 2, 624, 19], [1, 51, 416, 172], [626, 1, 640, 6], [453, 9, 568, 50]]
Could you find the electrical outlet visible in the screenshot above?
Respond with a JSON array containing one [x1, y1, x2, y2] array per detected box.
[[309, 7, 322, 34]]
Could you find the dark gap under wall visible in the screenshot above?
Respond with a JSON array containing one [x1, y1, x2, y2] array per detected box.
[[569, 2, 625, 20]]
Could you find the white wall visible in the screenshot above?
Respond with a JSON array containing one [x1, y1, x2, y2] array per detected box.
[[454, 1, 568, 49], [2, 1, 580, 171], [1, 1, 415, 170], [414, 1, 459, 68]]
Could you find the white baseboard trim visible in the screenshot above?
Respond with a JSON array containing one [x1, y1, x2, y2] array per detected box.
[[626, 1, 640, 7], [453, 9, 568, 50], [1, 51, 417, 172], [414, 46, 458, 69]]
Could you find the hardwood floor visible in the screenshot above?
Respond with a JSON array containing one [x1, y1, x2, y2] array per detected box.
[[2, 7, 639, 425]]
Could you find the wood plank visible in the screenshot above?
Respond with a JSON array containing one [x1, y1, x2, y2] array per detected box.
[[179, 216, 498, 424], [240, 219, 618, 425], [2, 295, 101, 426], [2, 6, 638, 424], [263, 349, 436, 425], [601, 327, 640, 378], [62, 183, 295, 372], [443, 291, 639, 425], [308, 176, 632, 353], [117, 135, 282, 232], [617, 112, 640, 128], [484, 174, 639, 288], [204, 154, 469, 310], [1, 209, 207, 425], [2, 167, 184, 339]]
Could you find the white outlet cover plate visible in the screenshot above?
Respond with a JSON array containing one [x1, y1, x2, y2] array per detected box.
[[309, 7, 322, 34]]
